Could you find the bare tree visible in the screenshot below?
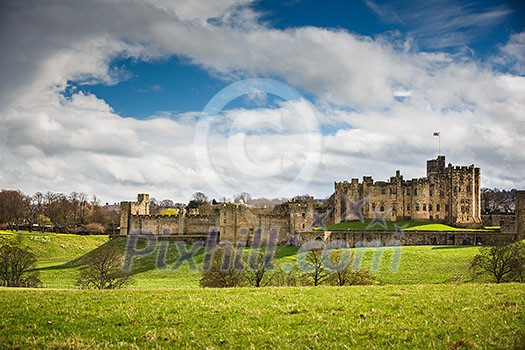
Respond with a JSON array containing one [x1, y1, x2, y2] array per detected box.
[[326, 250, 375, 286], [471, 241, 525, 283], [191, 192, 208, 203], [481, 188, 516, 214], [200, 246, 243, 288], [301, 248, 331, 286], [242, 248, 275, 287], [77, 246, 132, 289], [0, 190, 31, 229], [233, 192, 252, 204], [0, 243, 41, 287]]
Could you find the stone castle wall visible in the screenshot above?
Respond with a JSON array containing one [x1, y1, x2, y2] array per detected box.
[[295, 230, 519, 247], [516, 191, 525, 238], [333, 156, 482, 227], [120, 195, 314, 244]]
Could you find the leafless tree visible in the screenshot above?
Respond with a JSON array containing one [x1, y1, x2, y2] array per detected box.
[[242, 248, 275, 287], [326, 250, 375, 286], [301, 248, 331, 286], [0, 190, 31, 229], [0, 243, 41, 287], [200, 246, 243, 288], [77, 246, 132, 289], [471, 241, 525, 283]]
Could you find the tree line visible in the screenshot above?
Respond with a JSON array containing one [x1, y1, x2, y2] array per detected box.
[[0, 189, 118, 234], [481, 188, 517, 214]]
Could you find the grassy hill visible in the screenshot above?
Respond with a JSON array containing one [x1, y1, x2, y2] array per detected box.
[[1, 231, 522, 348], [325, 220, 491, 231], [1, 284, 523, 349], [1, 231, 485, 288], [0, 231, 109, 288]]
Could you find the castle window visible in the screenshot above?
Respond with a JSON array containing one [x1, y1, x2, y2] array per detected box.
[[467, 185, 471, 193], [445, 204, 449, 212], [429, 188, 433, 197], [302, 213, 306, 219], [437, 204, 440, 212], [458, 186, 461, 192], [392, 204, 396, 211], [302, 223, 305, 229], [407, 204, 411, 211], [414, 188, 418, 195], [429, 204, 433, 212], [381, 188, 386, 195], [454, 186, 457, 192], [440, 190, 444, 198], [372, 203, 376, 211], [380, 204, 385, 212], [423, 204, 427, 211], [415, 204, 420, 211]]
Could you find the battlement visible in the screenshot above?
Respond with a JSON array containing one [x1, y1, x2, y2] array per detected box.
[[333, 155, 482, 227]]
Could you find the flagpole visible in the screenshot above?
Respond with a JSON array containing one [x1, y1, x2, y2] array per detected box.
[[433, 132, 441, 156]]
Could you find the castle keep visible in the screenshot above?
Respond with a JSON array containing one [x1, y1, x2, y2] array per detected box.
[[333, 156, 482, 228]]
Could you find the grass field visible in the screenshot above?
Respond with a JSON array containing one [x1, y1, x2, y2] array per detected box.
[[325, 221, 491, 232], [0, 231, 523, 348], [1, 231, 484, 288], [0, 230, 109, 288], [1, 284, 523, 349]]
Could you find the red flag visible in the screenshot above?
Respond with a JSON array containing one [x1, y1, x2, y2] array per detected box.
[[433, 132, 440, 136]]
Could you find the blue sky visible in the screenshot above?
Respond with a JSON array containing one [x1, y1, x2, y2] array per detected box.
[[0, 0, 524, 202], [75, 0, 524, 119]]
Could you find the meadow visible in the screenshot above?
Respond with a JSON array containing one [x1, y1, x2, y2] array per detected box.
[[1, 284, 523, 349], [325, 220, 495, 232], [0, 231, 522, 349], [0, 230, 486, 288]]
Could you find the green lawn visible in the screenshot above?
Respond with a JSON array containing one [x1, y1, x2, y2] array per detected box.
[[325, 221, 489, 231], [44, 238, 482, 288], [0, 231, 487, 288], [0, 230, 109, 288], [0, 230, 108, 266], [1, 284, 523, 349]]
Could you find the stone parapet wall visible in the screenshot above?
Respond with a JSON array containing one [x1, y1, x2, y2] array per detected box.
[[295, 230, 519, 247]]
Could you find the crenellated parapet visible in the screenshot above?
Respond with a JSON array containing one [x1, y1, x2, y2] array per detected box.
[[332, 156, 482, 227]]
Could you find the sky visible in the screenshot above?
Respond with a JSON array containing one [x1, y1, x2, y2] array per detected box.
[[0, 0, 524, 204]]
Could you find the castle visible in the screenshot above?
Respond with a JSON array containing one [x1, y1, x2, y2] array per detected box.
[[119, 156, 524, 245], [332, 156, 482, 228], [120, 193, 314, 244]]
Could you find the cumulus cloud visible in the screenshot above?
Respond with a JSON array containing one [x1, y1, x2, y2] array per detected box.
[[0, 0, 524, 203]]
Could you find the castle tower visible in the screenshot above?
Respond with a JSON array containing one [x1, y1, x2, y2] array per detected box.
[[119, 193, 150, 235], [427, 156, 445, 176]]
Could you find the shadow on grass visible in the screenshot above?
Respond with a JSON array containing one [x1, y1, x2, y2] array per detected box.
[[431, 245, 474, 250]]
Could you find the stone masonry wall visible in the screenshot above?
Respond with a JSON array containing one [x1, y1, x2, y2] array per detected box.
[[332, 156, 481, 227]]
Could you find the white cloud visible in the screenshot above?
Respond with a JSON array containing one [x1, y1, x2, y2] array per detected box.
[[0, 0, 524, 203], [365, 0, 512, 49]]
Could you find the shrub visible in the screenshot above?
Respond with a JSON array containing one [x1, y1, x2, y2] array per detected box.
[[83, 223, 106, 235], [325, 249, 375, 286]]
